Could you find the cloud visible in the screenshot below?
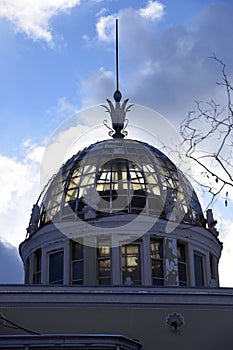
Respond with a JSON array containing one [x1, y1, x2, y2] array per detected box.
[[57, 97, 79, 115], [40, 102, 114, 187], [218, 220, 233, 287], [0, 142, 44, 246], [81, 67, 114, 106], [92, 0, 106, 3], [96, 14, 115, 42], [0, 0, 80, 42], [96, 7, 108, 18], [96, 1, 165, 42], [93, 3, 233, 122], [0, 240, 24, 283], [138, 0, 165, 20]]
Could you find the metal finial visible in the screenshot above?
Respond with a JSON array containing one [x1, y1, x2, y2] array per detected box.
[[102, 18, 133, 138]]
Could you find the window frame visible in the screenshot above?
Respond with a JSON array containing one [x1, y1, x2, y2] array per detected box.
[[194, 251, 205, 287], [33, 249, 41, 284], [97, 239, 111, 285], [48, 249, 64, 285], [121, 241, 142, 286], [71, 241, 84, 285], [177, 242, 188, 286], [150, 237, 165, 286], [25, 257, 30, 284], [209, 253, 217, 280]]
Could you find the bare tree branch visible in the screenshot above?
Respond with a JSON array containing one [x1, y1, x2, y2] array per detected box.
[[180, 56, 233, 207]]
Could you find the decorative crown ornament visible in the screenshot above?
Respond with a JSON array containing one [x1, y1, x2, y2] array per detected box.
[[102, 90, 133, 138]]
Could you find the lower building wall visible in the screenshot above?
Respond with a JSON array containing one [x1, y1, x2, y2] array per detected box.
[[1, 305, 233, 350]]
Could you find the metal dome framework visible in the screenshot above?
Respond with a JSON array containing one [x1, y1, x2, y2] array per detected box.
[[36, 139, 204, 231]]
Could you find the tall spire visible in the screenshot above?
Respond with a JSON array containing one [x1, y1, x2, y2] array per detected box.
[[102, 19, 133, 138], [113, 18, 122, 103]]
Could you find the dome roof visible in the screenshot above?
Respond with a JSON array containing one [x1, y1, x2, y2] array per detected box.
[[34, 138, 204, 232]]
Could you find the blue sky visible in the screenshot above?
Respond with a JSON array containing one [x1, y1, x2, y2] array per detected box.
[[0, 0, 233, 285]]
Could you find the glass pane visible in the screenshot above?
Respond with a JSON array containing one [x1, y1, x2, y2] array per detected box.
[[25, 258, 30, 284], [151, 239, 164, 285], [178, 263, 187, 285], [98, 259, 111, 281], [178, 243, 187, 286], [152, 260, 164, 278], [210, 253, 216, 279], [152, 278, 164, 286], [98, 246, 110, 257], [97, 240, 111, 284], [99, 270, 111, 278], [49, 251, 64, 284], [33, 249, 41, 284], [126, 245, 139, 255], [72, 261, 83, 281], [122, 244, 141, 285], [177, 243, 186, 262], [194, 253, 204, 287], [35, 249, 41, 271], [99, 259, 110, 268], [99, 277, 111, 285], [72, 242, 83, 260], [150, 239, 163, 259]]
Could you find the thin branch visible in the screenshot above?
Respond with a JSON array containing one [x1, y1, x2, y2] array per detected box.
[[179, 56, 233, 207]]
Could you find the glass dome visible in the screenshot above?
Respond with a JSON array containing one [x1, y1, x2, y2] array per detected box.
[[33, 139, 204, 232]]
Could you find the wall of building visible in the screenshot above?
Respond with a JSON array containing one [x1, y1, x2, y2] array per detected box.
[[0, 286, 233, 350]]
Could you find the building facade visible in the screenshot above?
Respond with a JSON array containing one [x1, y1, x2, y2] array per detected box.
[[0, 94, 233, 349]]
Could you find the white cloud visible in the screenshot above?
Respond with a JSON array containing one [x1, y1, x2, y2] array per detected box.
[[81, 67, 114, 106], [92, 0, 106, 3], [57, 97, 78, 115], [218, 220, 233, 287], [93, 3, 233, 126], [0, 0, 80, 42], [138, 1, 165, 20], [40, 103, 112, 187], [0, 142, 44, 246], [96, 7, 108, 18], [96, 14, 115, 42], [96, 1, 165, 42]]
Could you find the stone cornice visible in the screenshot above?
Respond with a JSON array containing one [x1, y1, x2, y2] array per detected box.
[[0, 285, 233, 309]]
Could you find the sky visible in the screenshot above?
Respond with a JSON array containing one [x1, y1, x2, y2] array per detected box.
[[0, 0, 233, 285]]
